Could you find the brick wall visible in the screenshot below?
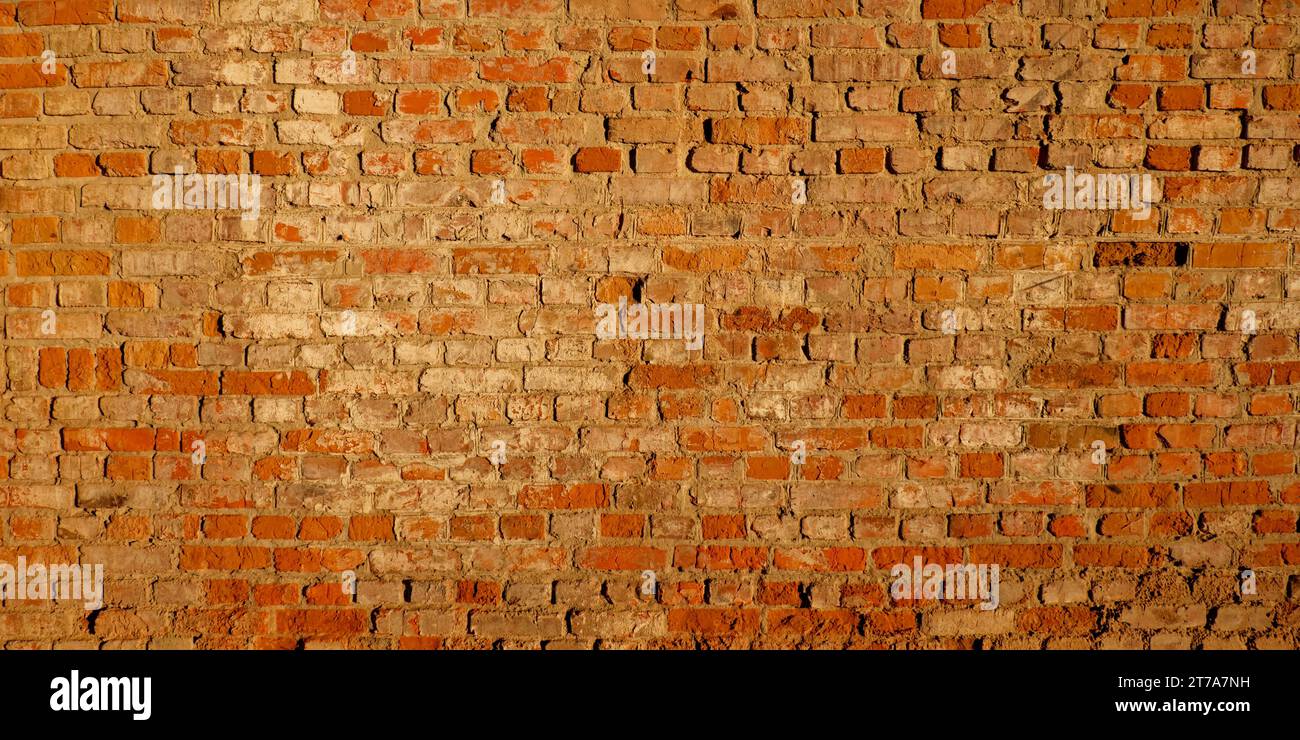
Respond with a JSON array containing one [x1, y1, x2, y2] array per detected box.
[[2, 0, 1299, 649]]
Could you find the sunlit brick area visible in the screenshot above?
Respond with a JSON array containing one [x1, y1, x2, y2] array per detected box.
[[1, 0, 1298, 649]]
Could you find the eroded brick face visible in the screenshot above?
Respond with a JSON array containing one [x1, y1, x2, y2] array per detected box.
[[0, 0, 1298, 649]]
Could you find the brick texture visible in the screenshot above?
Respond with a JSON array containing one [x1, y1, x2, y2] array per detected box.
[[1, 0, 1299, 649]]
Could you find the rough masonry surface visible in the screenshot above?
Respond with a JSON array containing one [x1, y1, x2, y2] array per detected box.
[[1, 0, 1299, 649]]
